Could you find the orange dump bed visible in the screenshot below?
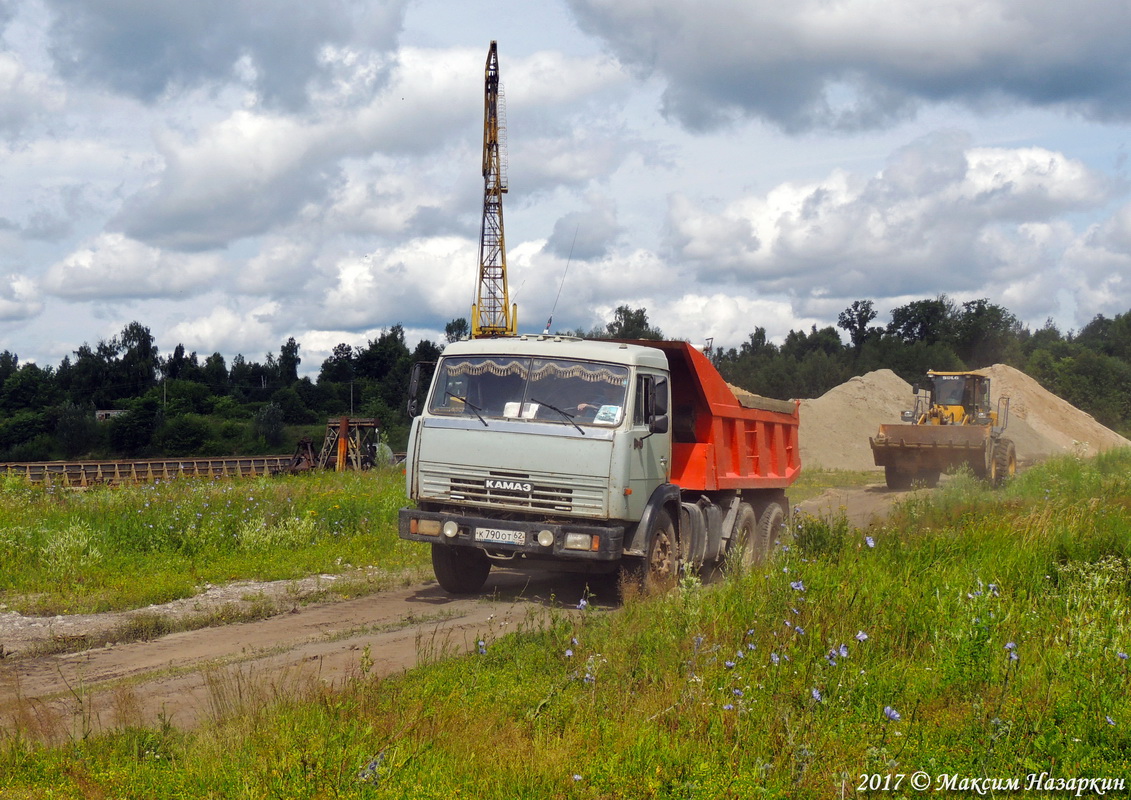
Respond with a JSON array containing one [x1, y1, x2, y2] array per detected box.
[[643, 341, 801, 492]]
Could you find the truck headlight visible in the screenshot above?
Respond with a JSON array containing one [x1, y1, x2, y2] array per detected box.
[[537, 530, 554, 547], [564, 533, 593, 551], [442, 520, 460, 539]]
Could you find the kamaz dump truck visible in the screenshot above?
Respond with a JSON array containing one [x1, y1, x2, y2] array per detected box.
[[399, 336, 801, 593], [870, 370, 1015, 489]]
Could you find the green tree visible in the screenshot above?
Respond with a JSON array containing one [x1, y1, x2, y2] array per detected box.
[[837, 300, 879, 354], [319, 343, 355, 384], [445, 318, 470, 343], [55, 402, 99, 458], [155, 414, 211, 456], [253, 402, 286, 447], [603, 305, 664, 339], [952, 299, 1023, 367], [279, 337, 301, 385], [887, 296, 955, 345]]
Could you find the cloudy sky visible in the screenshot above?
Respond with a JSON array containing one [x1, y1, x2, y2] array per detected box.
[[3, 0, 1131, 375]]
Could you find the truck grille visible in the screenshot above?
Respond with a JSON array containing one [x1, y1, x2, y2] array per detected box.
[[419, 463, 607, 517]]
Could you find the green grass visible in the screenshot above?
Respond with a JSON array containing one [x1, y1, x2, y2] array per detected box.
[[3, 452, 1131, 798], [0, 467, 428, 616], [789, 467, 881, 503]]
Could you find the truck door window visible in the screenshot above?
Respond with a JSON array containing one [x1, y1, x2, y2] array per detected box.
[[634, 375, 654, 426]]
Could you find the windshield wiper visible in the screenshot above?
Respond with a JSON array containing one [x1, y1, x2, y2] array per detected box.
[[445, 391, 488, 427], [530, 397, 585, 435]]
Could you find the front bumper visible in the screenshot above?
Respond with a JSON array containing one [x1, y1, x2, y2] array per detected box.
[[398, 507, 626, 562]]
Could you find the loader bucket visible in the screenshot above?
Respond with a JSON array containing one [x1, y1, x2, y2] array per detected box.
[[870, 423, 992, 486]]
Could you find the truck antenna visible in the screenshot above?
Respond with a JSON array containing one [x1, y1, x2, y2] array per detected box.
[[543, 224, 579, 334]]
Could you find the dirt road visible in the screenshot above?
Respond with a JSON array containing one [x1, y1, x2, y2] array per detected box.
[[0, 480, 901, 742]]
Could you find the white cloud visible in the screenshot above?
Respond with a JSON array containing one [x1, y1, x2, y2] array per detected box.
[[0, 273, 42, 321], [568, 0, 1131, 131], [43, 233, 225, 299], [164, 301, 283, 358], [667, 133, 1116, 312], [0, 51, 62, 134], [312, 236, 477, 331]]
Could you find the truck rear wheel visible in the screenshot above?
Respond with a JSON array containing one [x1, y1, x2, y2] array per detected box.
[[884, 465, 913, 490], [732, 501, 784, 569], [431, 544, 491, 594], [757, 501, 785, 557], [990, 438, 1017, 487]]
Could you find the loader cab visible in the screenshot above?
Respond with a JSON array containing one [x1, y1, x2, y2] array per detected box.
[[924, 371, 992, 425]]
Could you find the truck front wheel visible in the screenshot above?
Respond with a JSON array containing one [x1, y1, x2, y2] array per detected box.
[[644, 508, 679, 592], [431, 544, 491, 594]]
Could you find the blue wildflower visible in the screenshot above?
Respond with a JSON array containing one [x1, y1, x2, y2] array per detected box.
[[577, 598, 588, 610], [770, 652, 780, 665], [839, 643, 849, 658], [725, 660, 736, 669], [733, 688, 744, 697], [884, 706, 901, 722], [865, 536, 875, 548], [565, 648, 573, 658], [855, 630, 868, 642], [790, 580, 806, 592], [478, 640, 487, 655], [723, 703, 735, 711], [1107, 716, 1116, 726], [1118, 652, 1128, 660], [794, 626, 805, 635], [811, 688, 822, 702]]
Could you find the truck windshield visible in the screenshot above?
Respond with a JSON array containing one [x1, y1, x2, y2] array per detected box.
[[428, 356, 629, 426]]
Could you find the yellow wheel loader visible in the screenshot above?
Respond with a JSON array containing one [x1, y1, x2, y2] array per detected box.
[[870, 371, 1016, 489]]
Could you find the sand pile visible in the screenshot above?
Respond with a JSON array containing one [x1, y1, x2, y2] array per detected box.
[[976, 364, 1131, 458], [795, 366, 1131, 471]]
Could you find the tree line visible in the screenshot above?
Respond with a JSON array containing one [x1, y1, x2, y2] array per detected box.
[[711, 297, 1131, 436], [0, 322, 441, 461], [0, 296, 1127, 461]]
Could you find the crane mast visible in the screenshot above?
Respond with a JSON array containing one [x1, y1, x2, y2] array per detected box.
[[471, 40, 517, 338]]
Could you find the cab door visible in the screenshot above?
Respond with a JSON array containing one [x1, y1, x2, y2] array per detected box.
[[625, 371, 672, 518]]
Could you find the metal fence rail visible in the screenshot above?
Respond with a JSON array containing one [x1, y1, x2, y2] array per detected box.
[[0, 456, 294, 487]]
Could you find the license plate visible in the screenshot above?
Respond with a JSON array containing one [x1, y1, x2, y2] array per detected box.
[[475, 527, 526, 545]]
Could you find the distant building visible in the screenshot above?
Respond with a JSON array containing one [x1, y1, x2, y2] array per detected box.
[[95, 409, 127, 422]]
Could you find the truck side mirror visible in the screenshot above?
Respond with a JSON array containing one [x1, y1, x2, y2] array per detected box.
[[911, 383, 920, 396], [649, 414, 669, 435], [407, 361, 434, 417]]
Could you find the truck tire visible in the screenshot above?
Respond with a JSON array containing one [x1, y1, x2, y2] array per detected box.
[[644, 508, 679, 592], [756, 501, 785, 557], [729, 502, 759, 571], [990, 438, 1017, 487], [885, 465, 913, 490], [431, 544, 491, 594]]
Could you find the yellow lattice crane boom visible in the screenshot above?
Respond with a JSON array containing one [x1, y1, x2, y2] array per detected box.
[[471, 40, 517, 338]]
